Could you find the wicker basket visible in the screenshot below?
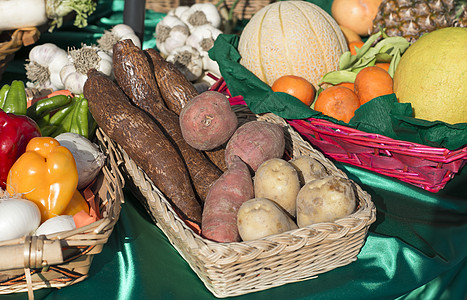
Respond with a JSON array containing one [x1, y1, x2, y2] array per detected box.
[[0, 27, 40, 82], [212, 78, 467, 193], [146, 0, 274, 20], [118, 107, 376, 297], [0, 128, 125, 298]]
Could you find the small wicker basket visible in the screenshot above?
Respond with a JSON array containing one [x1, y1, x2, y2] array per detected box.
[[0, 27, 40, 82], [119, 107, 376, 297], [0, 128, 125, 298]]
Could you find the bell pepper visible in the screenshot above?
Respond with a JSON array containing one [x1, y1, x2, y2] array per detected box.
[[1, 80, 27, 115], [0, 109, 41, 189], [6, 137, 79, 222]]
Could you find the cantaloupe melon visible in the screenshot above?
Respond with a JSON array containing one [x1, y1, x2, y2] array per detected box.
[[393, 27, 467, 124], [238, 1, 348, 90]]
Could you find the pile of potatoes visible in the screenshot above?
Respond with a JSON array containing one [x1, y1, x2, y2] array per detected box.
[[239, 156, 357, 241], [179, 91, 358, 243]]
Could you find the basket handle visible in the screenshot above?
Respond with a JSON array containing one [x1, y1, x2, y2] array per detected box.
[[0, 235, 63, 271]]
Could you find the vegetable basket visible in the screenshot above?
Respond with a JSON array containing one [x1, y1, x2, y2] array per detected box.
[[0, 128, 125, 298], [118, 106, 376, 297], [0, 27, 40, 82], [211, 78, 467, 193]]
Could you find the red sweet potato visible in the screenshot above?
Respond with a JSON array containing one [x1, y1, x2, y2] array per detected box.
[[179, 91, 238, 151], [201, 155, 254, 243], [225, 121, 285, 172]]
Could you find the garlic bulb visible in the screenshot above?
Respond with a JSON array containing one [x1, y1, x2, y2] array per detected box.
[[179, 3, 222, 32], [97, 23, 141, 54], [25, 43, 70, 90], [60, 45, 113, 94], [0, 194, 41, 242], [35, 215, 76, 236], [55, 132, 106, 189], [185, 24, 222, 76], [166, 45, 204, 82], [167, 6, 190, 19], [185, 24, 222, 53], [156, 15, 190, 57]]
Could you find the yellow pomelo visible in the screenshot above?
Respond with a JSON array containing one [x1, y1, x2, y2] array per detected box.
[[238, 1, 348, 90], [393, 27, 467, 124]]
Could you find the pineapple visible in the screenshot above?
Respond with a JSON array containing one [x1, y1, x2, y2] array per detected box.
[[371, 0, 467, 42]]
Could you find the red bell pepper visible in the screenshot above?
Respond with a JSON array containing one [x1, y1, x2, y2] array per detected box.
[[0, 109, 41, 189]]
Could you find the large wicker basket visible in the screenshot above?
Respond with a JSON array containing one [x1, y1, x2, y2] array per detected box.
[[119, 107, 376, 297], [0, 128, 125, 298]]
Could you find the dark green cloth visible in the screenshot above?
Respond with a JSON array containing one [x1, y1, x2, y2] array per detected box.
[[208, 34, 467, 150], [1, 1, 467, 300]]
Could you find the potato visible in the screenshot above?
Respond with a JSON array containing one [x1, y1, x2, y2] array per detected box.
[[179, 91, 238, 150], [254, 158, 300, 217], [237, 198, 298, 241], [225, 121, 285, 172], [296, 176, 357, 227], [289, 155, 329, 186]]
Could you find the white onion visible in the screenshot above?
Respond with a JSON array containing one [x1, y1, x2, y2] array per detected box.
[[0, 197, 41, 242], [54, 132, 106, 189], [35, 215, 76, 236]]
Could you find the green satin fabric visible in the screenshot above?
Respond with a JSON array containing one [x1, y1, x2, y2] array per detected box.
[[1, 1, 466, 299]]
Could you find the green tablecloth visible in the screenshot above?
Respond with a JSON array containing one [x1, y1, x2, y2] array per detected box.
[[1, 1, 466, 299]]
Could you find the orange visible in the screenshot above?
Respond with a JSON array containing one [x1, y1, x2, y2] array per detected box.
[[354, 66, 394, 105], [375, 62, 390, 72], [336, 81, 355, 90], [314, 86, 360, 123], [271, 75, 316, 106], [348, 41, 364, 55]]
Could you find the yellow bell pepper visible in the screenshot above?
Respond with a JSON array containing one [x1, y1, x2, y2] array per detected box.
[[62, 190, 90, 216], [7, 137, 79, 222]]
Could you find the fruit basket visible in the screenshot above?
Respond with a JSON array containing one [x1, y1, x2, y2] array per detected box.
[[0, 128, 125, 297], [0, 27, 40, 82], [211, 78, 467, 193], [118, 106, 376, 297]]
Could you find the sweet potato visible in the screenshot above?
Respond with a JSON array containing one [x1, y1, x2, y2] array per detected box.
[[145, 48, 198, 115], [201, 155, 254, 243], [113, 39, 222, 203], [83, 69, 202, 224], [225, 121, 285, 172], [179, 91, 238, 151]]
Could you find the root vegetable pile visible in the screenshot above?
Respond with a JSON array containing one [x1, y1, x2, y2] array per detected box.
[[83, 39, 358, 242]]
